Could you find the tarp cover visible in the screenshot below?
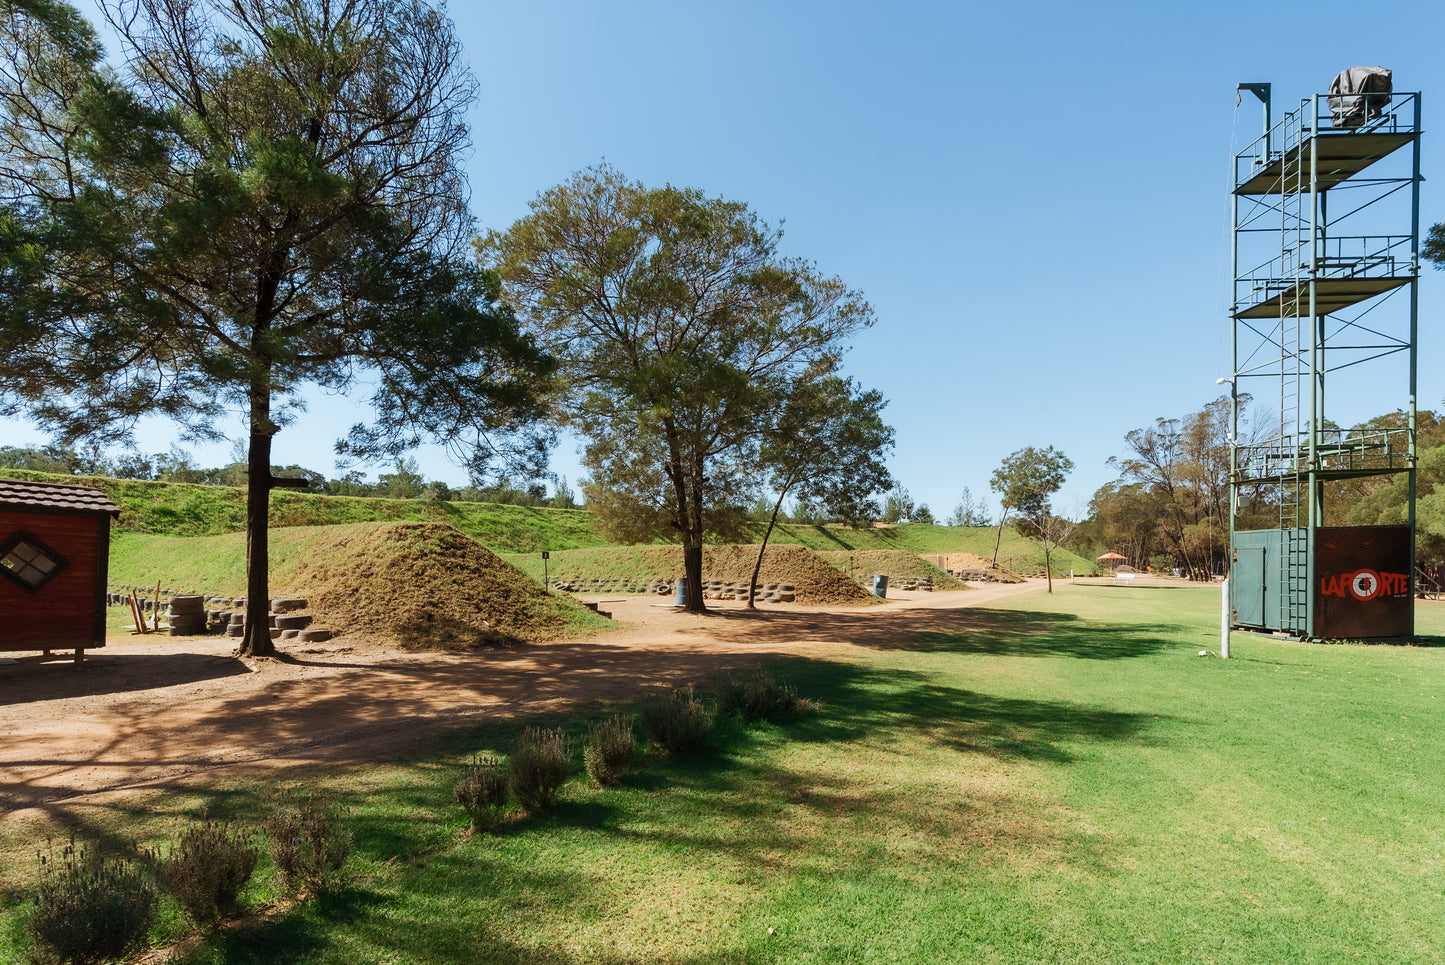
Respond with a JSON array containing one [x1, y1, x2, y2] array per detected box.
[[1328, 66, 1392, 128]]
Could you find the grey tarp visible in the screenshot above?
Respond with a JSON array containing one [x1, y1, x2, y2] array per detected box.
[[1328, 66, 1392, 129]]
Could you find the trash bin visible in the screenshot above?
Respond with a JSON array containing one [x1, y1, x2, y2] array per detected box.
[[872, 573, 888, 598], [675, 577, 687, 607]]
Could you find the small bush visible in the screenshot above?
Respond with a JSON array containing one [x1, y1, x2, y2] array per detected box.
[[162, 820, 259, 928], [27, 837, 159, 965], [263, 794, 353, 897], [641, 688, 714, 753], [454, 755, 511, 830], [583, 714, 636, 787], [719, 669, 817, 722], [509, 727, 571, 811]]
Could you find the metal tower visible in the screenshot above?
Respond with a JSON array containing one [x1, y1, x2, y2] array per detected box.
[[1227, 80, 1421, 640]]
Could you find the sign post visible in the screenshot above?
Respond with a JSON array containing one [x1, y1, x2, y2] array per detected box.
[[541, 551, 550, 594]]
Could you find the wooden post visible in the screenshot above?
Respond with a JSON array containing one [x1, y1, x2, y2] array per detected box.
[[152, 581, 162, 632], [128, 592, 145, 634]]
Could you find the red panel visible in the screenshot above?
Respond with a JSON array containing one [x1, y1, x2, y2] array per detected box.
[[1314, 526, 1412, 639], [0, 510, 103, 650]]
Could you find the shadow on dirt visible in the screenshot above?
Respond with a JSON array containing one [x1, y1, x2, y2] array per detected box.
[[0, 651, 252, 705]]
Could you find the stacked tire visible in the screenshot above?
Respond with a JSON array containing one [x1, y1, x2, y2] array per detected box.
[[166, 595, 206, 636]]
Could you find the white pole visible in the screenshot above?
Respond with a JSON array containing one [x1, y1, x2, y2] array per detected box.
[[1220, 578, 1231, 659]]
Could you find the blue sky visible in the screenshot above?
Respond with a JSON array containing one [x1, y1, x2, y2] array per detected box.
[[7, 0, 1445, 519]]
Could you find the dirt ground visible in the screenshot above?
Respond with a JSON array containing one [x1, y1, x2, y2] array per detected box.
[[0, 582, 1049, 816]]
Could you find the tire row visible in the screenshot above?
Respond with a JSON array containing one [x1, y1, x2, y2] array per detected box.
[[701, 581, 797, 603], [107, 587, 332, 641], [550, 578, 674, 595]]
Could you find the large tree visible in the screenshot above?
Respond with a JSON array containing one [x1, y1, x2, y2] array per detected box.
[[0, 0, 553, 656], [483, 164, 875, 613]]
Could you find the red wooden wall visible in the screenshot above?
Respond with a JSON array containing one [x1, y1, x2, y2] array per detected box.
[[0, 510, 105, 651]]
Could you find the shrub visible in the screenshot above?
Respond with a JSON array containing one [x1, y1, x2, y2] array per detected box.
[[27, 837, 159, 965], [641, 688, 714, 753], [454, 755, 511, 830], [719, 669, 814, 722], [583, 714, 636, 787], [509, 727, 571, 811], [263, 795, 353, 897], [162, 820, 259, 928]]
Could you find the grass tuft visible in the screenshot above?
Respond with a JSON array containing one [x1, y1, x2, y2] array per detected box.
[[454, 755, 511, 831], [161, 819, 259, 928], [263, 794, 353, 897], [642, 688, 715, 753], [26, 837, 159, 965], [583, 714, 637, 787], [508, 727, 571, 811]]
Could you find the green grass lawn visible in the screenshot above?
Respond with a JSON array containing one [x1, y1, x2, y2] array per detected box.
[[5, 589, 1445, 963]]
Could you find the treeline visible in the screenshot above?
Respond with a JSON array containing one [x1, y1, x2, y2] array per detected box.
[[0, 445, 576, 508], [1076, 397, 1445, 576]]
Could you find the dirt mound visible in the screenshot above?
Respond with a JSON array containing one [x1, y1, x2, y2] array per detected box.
[[931, 552, 1027, 584], [277, 523, 607, 649], [700, 545, 877, 606], [540, 544, 877, 606], [817, 551, 967, 590]]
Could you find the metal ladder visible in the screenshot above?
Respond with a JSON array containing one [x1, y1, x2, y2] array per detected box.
[[1275, 105, 1311, 636]]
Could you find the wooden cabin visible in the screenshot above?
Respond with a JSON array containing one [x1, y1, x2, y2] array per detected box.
[[0, 479, 121, 661]]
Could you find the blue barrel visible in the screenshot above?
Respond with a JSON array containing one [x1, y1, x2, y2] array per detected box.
[[872, 573, 888, 598], [675, 577, 687, 607]]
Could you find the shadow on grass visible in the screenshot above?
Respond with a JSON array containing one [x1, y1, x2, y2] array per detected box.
[[698, 603, 1179, 661], [15, 653, 1167, 965]]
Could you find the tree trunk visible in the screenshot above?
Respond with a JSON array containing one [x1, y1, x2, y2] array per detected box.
[[682, 540, 705, 614], [238, 402, 275, 657], [747, 486, 790, 610], [990, 506, 1010, 568]]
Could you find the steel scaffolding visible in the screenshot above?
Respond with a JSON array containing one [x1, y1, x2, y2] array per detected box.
[[1227, 83, 1420, 640]]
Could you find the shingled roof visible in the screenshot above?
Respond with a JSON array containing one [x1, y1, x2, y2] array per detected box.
[[0, 479, 121, 517]]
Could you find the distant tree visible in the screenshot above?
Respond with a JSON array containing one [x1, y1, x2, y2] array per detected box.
[[327, 470, 373, 497], [744, 376, 893, 608], [913, 503, 935, 525], [377, 459, 427, 500], [947, 486, 992, 527], [790, 498, 826, 525], [990, 446, 1074, 585], [0, 0, 553, 656], [0, 444, 82, 475], [1425, 222, 1445, 267], [881, 483, 914, 524], [484, 164, 874, 613], [111, 450, 155, 480], [1348, 410, 1445, 566], [550, 476, 578, 510], [1108, 398, 1232, 579]]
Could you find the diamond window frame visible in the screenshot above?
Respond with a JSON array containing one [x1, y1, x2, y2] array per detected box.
[[0, 529, 70, 593]]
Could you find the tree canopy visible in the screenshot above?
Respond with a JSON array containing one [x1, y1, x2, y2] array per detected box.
[[744, 375, 892, 606], [482, 164, 875, 612], [0, 0, 553, 655]]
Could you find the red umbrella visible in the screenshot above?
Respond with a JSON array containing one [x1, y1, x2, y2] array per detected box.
[[1096, 552, 1127, 571]]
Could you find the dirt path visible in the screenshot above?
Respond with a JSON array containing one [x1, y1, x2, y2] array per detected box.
[[0, 581, 1047, 815]]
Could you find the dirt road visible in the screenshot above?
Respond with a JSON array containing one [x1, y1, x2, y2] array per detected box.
[[0, 581, 1046, 814]]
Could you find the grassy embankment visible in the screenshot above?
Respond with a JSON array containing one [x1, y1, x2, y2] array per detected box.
[[5, 469, 1094, 589], [0, 469, 605, 551], [6, 588, 1444, 963]]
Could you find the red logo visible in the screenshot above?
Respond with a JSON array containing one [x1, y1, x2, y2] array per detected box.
[[1349, 569, 1380, 601]]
